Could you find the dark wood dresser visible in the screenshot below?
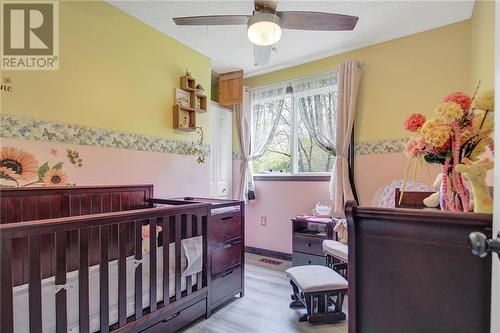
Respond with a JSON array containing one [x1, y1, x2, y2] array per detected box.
[[152, 197, 244, 315], [346, 201, 492, 333], [291, 217, 334, 267]]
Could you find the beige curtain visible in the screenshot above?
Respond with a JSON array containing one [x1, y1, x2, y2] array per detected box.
[[235, 86, 286, 201], [332, 60, 362, 216], [235, 89, 252, 201]]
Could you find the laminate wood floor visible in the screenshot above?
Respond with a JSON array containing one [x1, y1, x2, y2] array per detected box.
[[181, 253, 348, 333]]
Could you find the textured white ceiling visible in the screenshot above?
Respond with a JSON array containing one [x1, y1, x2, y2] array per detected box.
[[108, 0, 475, 77]]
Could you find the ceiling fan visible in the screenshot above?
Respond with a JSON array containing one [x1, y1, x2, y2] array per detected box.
[[173, 0, 359, 66]]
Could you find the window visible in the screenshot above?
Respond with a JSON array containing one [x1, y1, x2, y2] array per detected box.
[[251, 72, 337, 176]]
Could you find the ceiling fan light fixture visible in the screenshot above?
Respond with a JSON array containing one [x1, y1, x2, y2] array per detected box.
[[247, 13, 282, 46]]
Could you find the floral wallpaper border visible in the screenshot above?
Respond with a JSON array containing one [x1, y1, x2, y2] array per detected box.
[[231, 138, 408, 160], [0, 114, 210, 157], [354, 138, 408, 155]]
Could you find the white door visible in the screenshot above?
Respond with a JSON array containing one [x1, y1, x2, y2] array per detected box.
[[210, 102, 232, 199], [491, 5, 499, 331]]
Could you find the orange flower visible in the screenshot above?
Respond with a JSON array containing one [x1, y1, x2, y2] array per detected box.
[[443, 92, 472, 111], [404, 113, 426, 132], [42, 168, 68, 186], [0, 147, 39, 181]]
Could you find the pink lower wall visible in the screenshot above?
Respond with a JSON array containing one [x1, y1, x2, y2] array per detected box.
[[2, 138, 211, 198], [235, 153, 442, 254]]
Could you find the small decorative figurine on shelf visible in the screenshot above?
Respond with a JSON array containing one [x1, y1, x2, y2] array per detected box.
[[195, 84, 205, 95]]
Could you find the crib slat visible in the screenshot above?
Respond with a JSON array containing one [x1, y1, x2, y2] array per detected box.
[[149, 218, 157, 311], [196, 215, 203, 291], [186, 215, 193, 295], [79, 228, 90, 333], [162, 216, 170, 305], [118, 223, 127, 327], [100, 225, 110, 333], [0, 239, 13, 333], [55, 232, 68, 333], [175, 215, 182, 301], [134, 221, 143, 319], [29, 235, 42, 333]]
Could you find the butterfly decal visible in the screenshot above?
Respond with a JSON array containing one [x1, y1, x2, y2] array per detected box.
[[3, 77, 12, 85], [50, 149, 58, 156], [112, 138, 122, 146], [42, 128, 56, 140], [18, 127, 31, 136]]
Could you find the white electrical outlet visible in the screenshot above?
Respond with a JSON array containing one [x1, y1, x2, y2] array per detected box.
[[260, 216, 267, 227]]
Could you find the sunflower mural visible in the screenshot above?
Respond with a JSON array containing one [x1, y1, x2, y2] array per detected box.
[[0, 146, 75, 187], [0, 147, 39, 181]]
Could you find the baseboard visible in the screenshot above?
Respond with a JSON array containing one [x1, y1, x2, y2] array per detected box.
[[245, 246, 292, 261]]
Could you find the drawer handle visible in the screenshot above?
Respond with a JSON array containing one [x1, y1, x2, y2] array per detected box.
[[308, 260, 312, 264], [223, 240, 240, 249], [221, 216, 233, 221], [219, 270, 234, 278], [308, 243, 312, 248], [164, 311, 180, 322]]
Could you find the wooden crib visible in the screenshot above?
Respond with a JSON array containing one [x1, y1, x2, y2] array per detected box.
[[0, 185, 210, 333]]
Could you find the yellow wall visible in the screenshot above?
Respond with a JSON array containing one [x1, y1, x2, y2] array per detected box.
[[245, 21, 472, 143], [1, 1, 211, 141], [470, 0, 495, 90]]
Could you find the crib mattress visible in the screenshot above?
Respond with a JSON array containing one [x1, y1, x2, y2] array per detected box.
[[13, 243, 196, 333]]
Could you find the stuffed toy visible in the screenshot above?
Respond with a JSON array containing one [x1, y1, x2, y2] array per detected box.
[[333, 219, 348, 244], [456, 158, 494, 213], [423, 174, 442, 208]]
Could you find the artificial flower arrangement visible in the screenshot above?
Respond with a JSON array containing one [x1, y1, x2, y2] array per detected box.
[[0, 146, 72, 187], [402, 85, 494, 213]]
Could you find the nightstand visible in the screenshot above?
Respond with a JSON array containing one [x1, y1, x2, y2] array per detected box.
[[291, 216, 334, 267]]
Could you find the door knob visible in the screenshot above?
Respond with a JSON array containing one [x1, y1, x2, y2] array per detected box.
[[468, 231, 500, 260]]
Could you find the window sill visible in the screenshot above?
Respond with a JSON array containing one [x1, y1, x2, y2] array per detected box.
[[253, 175, 330, 182]]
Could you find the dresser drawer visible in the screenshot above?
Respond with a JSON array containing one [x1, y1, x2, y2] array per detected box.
[[292, 251, 326, 267], [293, 234, 325, 256], [211, 265, 242, 306], [209, 212, 242, 245], [142, 298, 206, 333], [211, 238, 242, 274]]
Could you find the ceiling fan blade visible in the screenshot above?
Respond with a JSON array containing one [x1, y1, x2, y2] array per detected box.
[[254, 45, 272, 66], [278, 11, 358, 31], [173, 15, 251, 26], [254, 0, 278, 13]]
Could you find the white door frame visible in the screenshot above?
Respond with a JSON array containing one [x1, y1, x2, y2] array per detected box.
[[210, 101, 233, 199], [491, 5, 499, 332]]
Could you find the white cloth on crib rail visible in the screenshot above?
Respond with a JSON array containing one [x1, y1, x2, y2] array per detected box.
[[181, 236, 203, 278], [12, 242, 197, 333]]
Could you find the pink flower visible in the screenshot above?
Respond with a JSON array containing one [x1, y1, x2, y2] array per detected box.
[[404, 113, 427, 132], [405, 136, 427, 157], [443, 92, 472, 112]]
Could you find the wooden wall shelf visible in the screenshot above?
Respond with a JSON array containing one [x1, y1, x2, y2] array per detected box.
[[180, 75, 196, 91], [173, 105, 196, 131], [174, 74, 208, 130]]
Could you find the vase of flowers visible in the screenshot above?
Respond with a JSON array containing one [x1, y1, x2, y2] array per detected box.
[[402, 85, 494, 212]]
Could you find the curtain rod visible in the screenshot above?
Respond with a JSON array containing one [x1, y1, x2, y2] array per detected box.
[[245, 61, 365, 92], [245, 68, 338, 92]]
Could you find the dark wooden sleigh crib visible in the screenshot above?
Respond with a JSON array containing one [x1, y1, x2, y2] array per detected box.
[[0, 185, 242, 333]]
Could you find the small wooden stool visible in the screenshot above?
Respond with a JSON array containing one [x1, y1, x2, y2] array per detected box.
[[285, 265, 348, 324]]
